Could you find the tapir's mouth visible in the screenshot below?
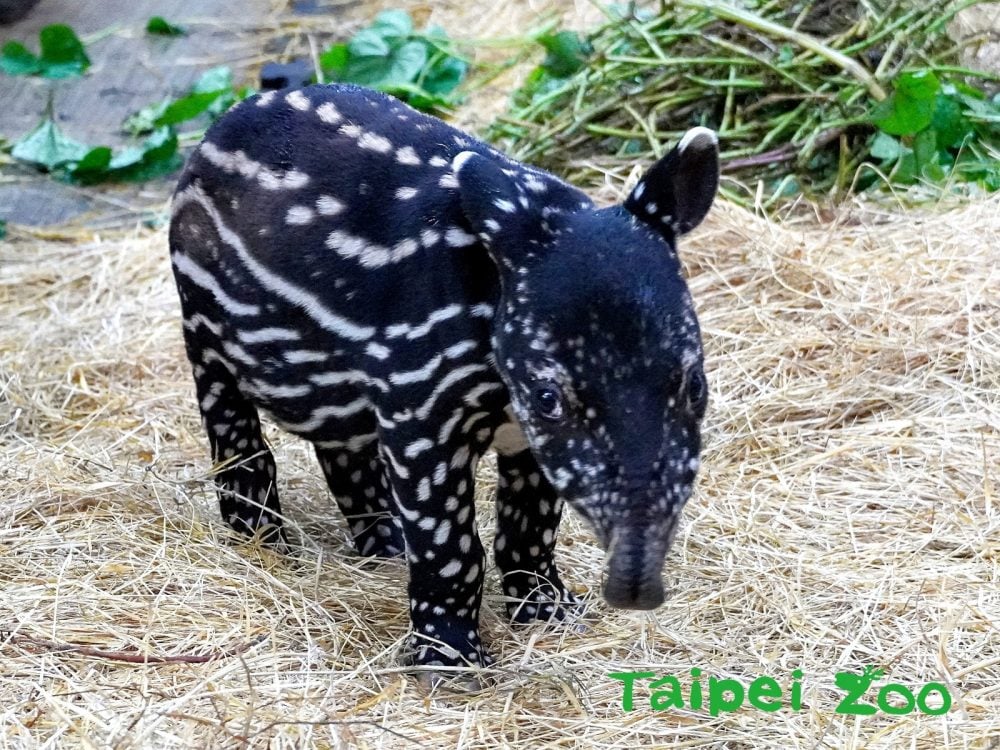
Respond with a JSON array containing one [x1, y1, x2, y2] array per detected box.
[[599, 521, 678, 611]]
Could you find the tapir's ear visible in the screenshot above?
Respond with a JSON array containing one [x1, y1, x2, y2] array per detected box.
[[453, 151, 534, 253], [624, 127, 719, 237]]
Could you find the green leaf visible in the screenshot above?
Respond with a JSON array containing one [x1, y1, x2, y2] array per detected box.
[[372, 9, 413, 38], [38, 24, 90, 78], [349, 28, 392, 59], [346, 39, 427, 87], [70, 127, 181, 184], [869, 131, 901, 162], [912, 128, 944, 181], [1, 25, 89, 78], [0, 219, 7, 240], [386, 40, 428, 84], [320, 43, 349, 77], [871, 70, 940, 136], [0, 41, 42, 75], [537, 31, 591, 78], [67, 146, 113, 182], [192, 66, 233, 94], [318, 14, 468, 111], [146, 16, 186, 36], [11, 118, 90, 170], [421, 53, 468, 96], [931, 92, 973, 150], [124, 66, 237, 134], [157, 90, 227, 125], [122, 100, 170, 135]]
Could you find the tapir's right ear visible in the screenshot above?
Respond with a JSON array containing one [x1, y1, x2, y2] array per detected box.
[[624, 127, 719, 237], [453, 151, 539, 259]]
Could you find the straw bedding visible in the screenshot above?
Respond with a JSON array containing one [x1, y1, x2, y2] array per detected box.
[[1, 0, 999, 746], [1, 179, 997, 747]]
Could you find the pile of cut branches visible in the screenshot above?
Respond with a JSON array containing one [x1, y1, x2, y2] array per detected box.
[[489, 0, 1000, 205]]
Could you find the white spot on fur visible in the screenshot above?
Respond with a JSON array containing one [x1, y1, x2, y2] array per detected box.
[[439, 559, 463, 578], [445, 227, 476, 247], [396, 146, 421, 165], [366, 342, 391, 360], [316, 195, 345, 216], [316, 102, 342, 124], [420, 228, 441, 247], [286, 205, 314, 225], [395, 186, 418, 200], [358, 131, 393, 153], [285, 90, 310, 111]]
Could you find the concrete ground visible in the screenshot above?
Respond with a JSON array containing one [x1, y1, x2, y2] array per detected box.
[[0, 0, 285, 228]]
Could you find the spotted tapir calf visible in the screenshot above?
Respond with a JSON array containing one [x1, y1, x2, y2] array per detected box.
[[169, 83, 717, 680]]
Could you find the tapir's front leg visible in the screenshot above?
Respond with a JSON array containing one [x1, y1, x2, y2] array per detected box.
[[379, 416, 491, 680], [494, 447, 580, 622]]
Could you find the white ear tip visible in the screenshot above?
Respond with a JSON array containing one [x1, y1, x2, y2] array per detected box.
[[678, 127, 718, 153], [452, 150, 477, 173]]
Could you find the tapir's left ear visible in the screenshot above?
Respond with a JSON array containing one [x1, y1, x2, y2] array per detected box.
[[453, 151, 553, 270], [624, 127, 719, 237]]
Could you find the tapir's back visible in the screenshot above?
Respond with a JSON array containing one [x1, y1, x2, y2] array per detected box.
[[170, 84, 509, 312]]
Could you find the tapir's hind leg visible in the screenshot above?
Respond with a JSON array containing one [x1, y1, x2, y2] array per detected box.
[[185, 336, 286, 544], [314, 440, 404, 558], [171, 195, 285, 546]]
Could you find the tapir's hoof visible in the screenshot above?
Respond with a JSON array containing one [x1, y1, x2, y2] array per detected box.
[[416, 670, 486, 694]]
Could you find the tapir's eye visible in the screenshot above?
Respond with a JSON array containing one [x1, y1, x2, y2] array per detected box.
[[687, 370, 707, 413], [533, 384, 564, 421]]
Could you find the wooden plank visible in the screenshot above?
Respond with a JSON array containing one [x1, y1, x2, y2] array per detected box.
[[0, 0, 277, 227]]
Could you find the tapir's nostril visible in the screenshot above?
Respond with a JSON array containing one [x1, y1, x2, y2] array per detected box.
[[603, 578, 665, 610], [601, 528, 668, 610]]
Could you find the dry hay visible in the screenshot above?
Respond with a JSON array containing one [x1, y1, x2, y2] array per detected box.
[[1, 170, 998, 748]]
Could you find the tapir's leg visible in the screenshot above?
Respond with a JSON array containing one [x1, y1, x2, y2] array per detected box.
[[380, 404, 499, 679], [184, 328, 285, 545], [314, 440, 404, 558], [494, 447, 580, 622]]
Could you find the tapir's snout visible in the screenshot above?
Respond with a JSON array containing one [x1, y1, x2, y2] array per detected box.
[[600, 521, 677, 610]]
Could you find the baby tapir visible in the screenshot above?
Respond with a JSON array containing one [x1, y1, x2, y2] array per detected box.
[[169, 83, 717, 679]]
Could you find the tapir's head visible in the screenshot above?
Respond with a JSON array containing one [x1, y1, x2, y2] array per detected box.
[[454, 128, 718, 610]]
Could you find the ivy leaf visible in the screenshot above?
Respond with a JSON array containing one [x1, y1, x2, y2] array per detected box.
[[11, 118, 90, 170], [38, 24, 91, 78], [146, 16, 186, 36], [124, 66, 237, 134], [871, 70, 940, 136], [192, 66, 233, 94], [346, 39, 428, 87], [0, 41, 42, 75], [0, 24, 90, 78], [537, 31, 591, 78], [68, 146, 114, 182], [68, 127, 181, 183], [372, 9, 413, 39], [348, 28, 391, 59], [318, 11, 468, 111], [912, 128, 944, 181], [157, 90, 226, 125], [319, 43, 349, 77], [421, 53, 468, 96], [869, 131, 901, 162]]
